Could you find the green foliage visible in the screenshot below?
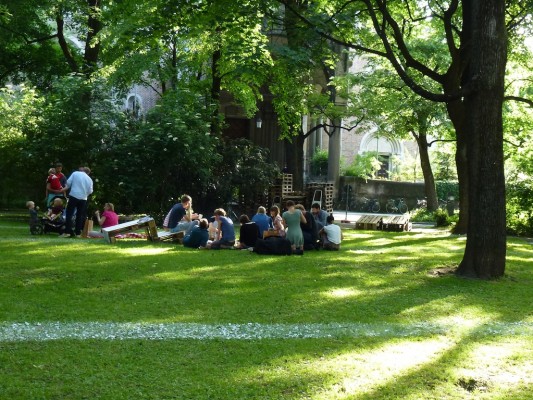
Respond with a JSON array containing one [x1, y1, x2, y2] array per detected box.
[[215, 137, 280, 212], [433, 208, 451, 227], [506, 180, 533, 237], [435, 181, 459, 201], [342, 151, 381, 180], [309, 148, 328, 177], [0, 84, 45, 206], [409, 207, 435, 223], [92, 89, 219, 215]]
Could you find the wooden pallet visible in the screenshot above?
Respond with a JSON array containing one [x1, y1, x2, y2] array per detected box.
[[355, 215, 383, 230], [102, 217, 158, 243], [102, 217, 186, 243], [381, 215, 411, 232]]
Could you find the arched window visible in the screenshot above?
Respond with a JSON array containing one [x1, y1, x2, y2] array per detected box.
[[126, 94, 143, 118], [359, 131, 402, 178]]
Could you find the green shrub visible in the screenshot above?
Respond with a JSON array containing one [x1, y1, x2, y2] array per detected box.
[[310, 148, 329, 177], [506, 181, 533, 236], [409, 208, 435, 223], [343, 151, 381, 179], [434, 208, 451, 227]]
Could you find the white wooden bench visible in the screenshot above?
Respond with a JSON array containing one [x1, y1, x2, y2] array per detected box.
[[102, 217, 185, 244]]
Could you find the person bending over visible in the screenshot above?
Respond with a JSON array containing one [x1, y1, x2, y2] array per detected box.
[[319, 215, 343, 250], [183, 218, 209, 248], [207, 208, 235, 249]]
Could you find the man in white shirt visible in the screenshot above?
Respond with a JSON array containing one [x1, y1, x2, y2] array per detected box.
[[319, 215, 343, 250], [60, 167, 93, 238]]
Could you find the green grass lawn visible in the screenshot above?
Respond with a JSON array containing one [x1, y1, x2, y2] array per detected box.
[[0, 215, 532, 399]]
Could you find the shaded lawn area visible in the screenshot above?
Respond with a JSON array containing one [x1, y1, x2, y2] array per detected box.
[[0, 218, 532, 399]]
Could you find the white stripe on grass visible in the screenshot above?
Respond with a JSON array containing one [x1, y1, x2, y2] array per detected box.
[[0, 321, 532, 342]]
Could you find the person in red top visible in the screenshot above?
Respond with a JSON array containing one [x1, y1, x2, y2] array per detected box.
[[46, 168, 64, 206], [54, 162, 67, 188]]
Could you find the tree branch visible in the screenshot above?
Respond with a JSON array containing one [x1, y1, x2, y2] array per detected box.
[[504, 95, 533, 108], [0, 23, 57, 44]]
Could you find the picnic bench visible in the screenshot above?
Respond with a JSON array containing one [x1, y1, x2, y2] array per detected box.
[[102, 216, 183, 244], [381, 214, 412, 232], [355, 215, 383, 230]]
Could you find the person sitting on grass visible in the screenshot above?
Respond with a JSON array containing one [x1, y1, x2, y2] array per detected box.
[[251, 206, 271, 238], [168, 195, 201, 235], [183, 218, 209, 248], [319, 214, 343, 251], [282, 200, 306, 255], [311, 202, 328, 231], [295, 203, 320, 250], [267, 205, 285, 238], [237, 215, 260, 249], [206, 208, 235, 249], [89, 202, 119, 238]]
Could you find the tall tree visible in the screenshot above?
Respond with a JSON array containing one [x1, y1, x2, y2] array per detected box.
[[279, 0, 518, 278], [456, 0, 508, 278]]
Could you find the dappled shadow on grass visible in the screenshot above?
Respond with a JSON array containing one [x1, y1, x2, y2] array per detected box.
[[2, 223, 533, 398], [1, 325, 531, 399], [1, 228, 532, 328]]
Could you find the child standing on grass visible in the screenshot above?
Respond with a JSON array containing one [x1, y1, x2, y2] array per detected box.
[[26, 201, 39, 231]]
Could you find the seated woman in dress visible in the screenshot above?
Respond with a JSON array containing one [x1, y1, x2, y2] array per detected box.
[[295, 204, 319, 250], [267, 205, 285, 238], [282, 200, 306, 255]]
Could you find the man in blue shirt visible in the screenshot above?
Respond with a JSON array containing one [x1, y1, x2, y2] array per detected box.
[[168, 194, 200, 235], [251, 206, 272, 238], [208, 208, 235, 249]]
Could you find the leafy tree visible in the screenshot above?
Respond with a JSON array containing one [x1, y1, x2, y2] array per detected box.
[[91, 89, 219, 215], [334, 62, 453, 211], [280, 0, 521, 278], [0, 85, 44, 206]]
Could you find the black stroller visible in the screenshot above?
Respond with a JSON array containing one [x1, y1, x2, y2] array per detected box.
[[29, 196, 67, 235]]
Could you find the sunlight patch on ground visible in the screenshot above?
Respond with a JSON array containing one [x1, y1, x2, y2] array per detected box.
[[120, 247, 173, 256], [312, 338, 453, 399], [402, 302, 500, 326], [456, 337, 533, 389], [321, 287, 364, 299]]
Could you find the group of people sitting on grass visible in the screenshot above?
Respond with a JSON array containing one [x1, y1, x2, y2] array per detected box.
[[29, 180, 343, 253], [162, 195, 343, 254]]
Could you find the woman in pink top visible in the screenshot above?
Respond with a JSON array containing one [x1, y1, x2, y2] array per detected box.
[[95, 203, 119, 228]]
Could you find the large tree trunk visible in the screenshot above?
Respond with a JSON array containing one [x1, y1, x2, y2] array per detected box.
[[443, 63, 469, 233], [456, 0, 507, 279], [83, 0, 102, 75], [414, 132, 438, 211], [210, 47, 222, 136]]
